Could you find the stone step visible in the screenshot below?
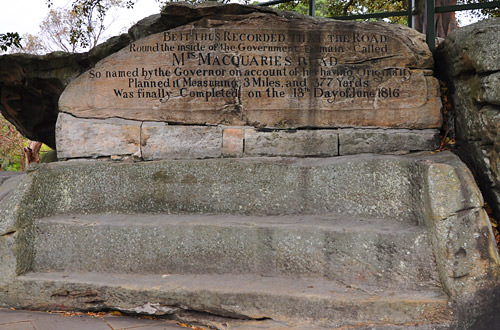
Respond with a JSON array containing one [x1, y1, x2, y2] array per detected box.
[[29, 213, 440, 290], [10, 272, 453, 329], [25, 155, 427, 223]]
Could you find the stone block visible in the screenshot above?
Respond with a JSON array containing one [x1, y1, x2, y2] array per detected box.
[[59, 5, 440, 130], [437, 17, 500, 76], [55, 113, 141, 159], [338, 129, 440, 155], [437, 19, 500, 221], [222, 128, 244, 157], [32, 214, 439, 289], [477, 72, 500, 106], [141, 123, 222, 160], [244, 129, 338, 157], [430, 208, 500, 297]]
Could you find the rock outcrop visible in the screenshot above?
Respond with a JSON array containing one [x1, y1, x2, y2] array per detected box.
[[2, 3, 442, 155], [54, 3, 442, 159], [0, 37, 131, 148], [436, 18, 500, 219], [0, 4, 283, 147], [1, 151, 499, 329]]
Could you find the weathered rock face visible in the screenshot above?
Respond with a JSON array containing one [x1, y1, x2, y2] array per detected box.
[[1, 3, 442, 152], [53, 3, 442, 159], [436, 18, 500, 218], [60, 14, 440, 129], [0, 4, 282, 147], [0, 36, 132, 148], [1, 152, 499, 328]]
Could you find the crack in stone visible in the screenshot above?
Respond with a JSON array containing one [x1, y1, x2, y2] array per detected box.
[[0, 230, 16, 237]]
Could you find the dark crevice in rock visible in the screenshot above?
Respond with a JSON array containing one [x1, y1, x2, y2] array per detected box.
[[139, 121, 144, 159], [114, 304, 272, 330], [456, 145, 500, 220], [0, 230, 16, 237], [476, 69, 500, 78], [342, 55, 399, 65], [443, 206, 483, 222], [176, 308, 271, 322], [172, 309, 272, 330]]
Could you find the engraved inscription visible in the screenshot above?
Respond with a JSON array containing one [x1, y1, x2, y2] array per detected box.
[[59, 22, 440, 129], [83, 28, 422, 109]]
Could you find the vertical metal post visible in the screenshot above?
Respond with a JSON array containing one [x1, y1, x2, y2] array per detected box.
[[426, 0, 435, 51], [309, 0, 316, 17], [407, 0, 413, 28]]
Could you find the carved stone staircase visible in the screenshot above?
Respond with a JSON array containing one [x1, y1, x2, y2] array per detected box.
[[1, 152, 499, 329]]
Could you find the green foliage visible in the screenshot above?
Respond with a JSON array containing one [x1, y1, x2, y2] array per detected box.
[[0, 32, 22, 51], [0, 114, 26, 171], [69, 0, 124, 50], [0, 115, 54, 171], [275, 0, 408, 23]]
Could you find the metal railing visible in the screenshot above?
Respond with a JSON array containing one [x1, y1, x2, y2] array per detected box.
[[258, 0, 500, 51]]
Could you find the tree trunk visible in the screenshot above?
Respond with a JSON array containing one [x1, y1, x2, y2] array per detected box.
[[414, 0, 458, 38]]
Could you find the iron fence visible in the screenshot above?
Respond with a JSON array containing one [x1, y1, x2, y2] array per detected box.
[[258, 0, 500, 51]]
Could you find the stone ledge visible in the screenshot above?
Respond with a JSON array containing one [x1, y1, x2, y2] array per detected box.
[[142, 122, 222, 160], [55, 114, 440, 160], [338, 128, 440, 156], [56, 113, 141, 159], [244, 128, 339, 157]]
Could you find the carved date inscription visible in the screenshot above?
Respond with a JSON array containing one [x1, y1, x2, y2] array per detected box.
[[59, 25, 440, 128]]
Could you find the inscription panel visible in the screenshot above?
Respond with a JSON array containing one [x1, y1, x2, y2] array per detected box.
[[60, 24, 441, 128]]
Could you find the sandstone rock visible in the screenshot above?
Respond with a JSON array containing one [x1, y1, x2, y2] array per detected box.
[[477, 72, 500, 106], [0, 152, 498, 328], [1, 3, 440, 149], [436, 17, 500, 76], [436, 18, 500, 218], [0, 4, 272, 147], [244, 129, 338, 157], [423, 153, 500, 297], [54, 117, 440, 159], [338, 128, 439, 155], [222, 128, 244, 157], [59, 5, 440, 130], [0, 36, 133, 148], [141, 123, 222, 160], [56, 113, 141, 159]]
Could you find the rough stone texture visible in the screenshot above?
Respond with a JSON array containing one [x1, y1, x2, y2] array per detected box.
[[59, 5, 440, 130], [55, 113, 141, 159], [0, 172, 24, 202], [222, 128, 244, 157], [0, 4, 276, 147], [338, 128, 440, 155], [8, 272, 452, 328], [31, 214, 440, 290], [244, 129, 338, 157], [477, 72, 500, 106], [436, 18, 500, 221], [0, 36, 132, 148], [1, 153, 498, 328], [141, 123, 222, 160], [436, 18, 500, 76], [1, 155, 429, 222], [0, 173, 29, 286], [54, 118, 439, 159], [421, 153, 500, 306], [0, 2, 440, 150]]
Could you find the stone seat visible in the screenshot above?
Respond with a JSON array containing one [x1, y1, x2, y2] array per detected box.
[[31, 213, 439, 289], [1, 152, 498, 329], [15, 271, 452, 329]]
